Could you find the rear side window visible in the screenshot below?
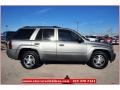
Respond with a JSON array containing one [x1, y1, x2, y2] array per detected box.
[[13, 29, 35, 40], [43, 29, 54, 40], [35, 29, 54, 41]]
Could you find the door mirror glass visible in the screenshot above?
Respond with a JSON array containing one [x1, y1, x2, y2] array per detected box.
[[77, 38, 83, 43]]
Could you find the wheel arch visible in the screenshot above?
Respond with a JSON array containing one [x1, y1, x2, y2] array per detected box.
[[18, 48, 40, 60], [89, 49, 111, 61]]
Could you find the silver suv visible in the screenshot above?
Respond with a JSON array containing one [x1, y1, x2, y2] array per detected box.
[[7, 26, 116, 69]]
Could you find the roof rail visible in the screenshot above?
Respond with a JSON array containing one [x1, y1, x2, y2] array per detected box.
[[22, 26, 61, 29]]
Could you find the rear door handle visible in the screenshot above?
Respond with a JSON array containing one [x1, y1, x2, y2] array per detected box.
[[59, 44, 64, 46], [34, 43, 40, 45]]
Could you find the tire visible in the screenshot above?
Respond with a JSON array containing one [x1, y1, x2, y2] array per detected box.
[[21, 51, 42, 69], [88, 51, 109, 69]]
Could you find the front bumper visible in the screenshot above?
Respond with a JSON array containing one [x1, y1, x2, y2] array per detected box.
[[110, 52, 116, 62]]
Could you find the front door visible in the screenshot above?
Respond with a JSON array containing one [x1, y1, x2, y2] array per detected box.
[[57, 29, 87, 62]]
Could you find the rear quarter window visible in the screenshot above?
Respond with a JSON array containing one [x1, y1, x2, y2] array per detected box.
[[13, 29, 35, 40]]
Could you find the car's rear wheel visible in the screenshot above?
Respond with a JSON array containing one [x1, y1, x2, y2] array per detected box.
[[21, 51, 42, 69], [88, 51, 109, 69]]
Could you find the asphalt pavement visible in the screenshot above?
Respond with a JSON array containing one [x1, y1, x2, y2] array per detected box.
[[1, 45, 119, 84]]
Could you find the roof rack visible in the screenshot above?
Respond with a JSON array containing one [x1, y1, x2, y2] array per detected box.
[[22, 26, 61, 29]]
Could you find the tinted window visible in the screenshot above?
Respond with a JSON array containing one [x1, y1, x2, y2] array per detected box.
[[43, 29, 54, 40], [71, 31, 80, 41], [35, 29, 42, 40], [58, 30, 80, 41], [13, 29, 35, 40]]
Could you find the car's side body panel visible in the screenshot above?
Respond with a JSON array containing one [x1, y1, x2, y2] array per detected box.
[[6, 26, 116, 67]]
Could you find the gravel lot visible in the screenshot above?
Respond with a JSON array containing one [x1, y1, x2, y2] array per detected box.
[[1, 45, 119, 84]]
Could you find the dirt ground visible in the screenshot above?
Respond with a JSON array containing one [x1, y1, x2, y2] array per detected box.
[[1, 45, 119, 84]]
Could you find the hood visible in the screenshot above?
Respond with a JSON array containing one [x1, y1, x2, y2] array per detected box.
[[86, 41, 112, 48]]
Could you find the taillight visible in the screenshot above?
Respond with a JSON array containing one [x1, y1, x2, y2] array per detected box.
[[9, 40, 12, 49]]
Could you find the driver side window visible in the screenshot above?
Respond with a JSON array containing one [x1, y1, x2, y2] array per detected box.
[[58, 29, 80, 42]]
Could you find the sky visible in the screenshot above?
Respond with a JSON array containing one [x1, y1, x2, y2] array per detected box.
[[1, 6, 119, 36]]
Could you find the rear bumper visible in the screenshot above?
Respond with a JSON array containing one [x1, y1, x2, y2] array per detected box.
[[6, 49, 18, 60]]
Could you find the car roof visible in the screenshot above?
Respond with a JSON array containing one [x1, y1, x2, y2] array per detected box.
[[21, 26, 73, 31], [22, 26, 62, 29]]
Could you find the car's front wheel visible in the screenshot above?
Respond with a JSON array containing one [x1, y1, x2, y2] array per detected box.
[[88, 51, 109, 69], [21, 51, 42, 69]]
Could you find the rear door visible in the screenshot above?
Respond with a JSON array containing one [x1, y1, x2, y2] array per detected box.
[[33, 29, 57, 61]]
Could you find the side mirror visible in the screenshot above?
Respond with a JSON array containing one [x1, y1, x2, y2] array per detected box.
[[78, 38, 83, 43]]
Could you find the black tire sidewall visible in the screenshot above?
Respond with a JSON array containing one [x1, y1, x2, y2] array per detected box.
[[21, 51, 41, 69], [90, 51, 109, 69]]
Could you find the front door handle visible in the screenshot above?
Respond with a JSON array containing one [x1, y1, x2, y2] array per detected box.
[[59, 44, 64, 46], [34, 43, 40, 45]]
